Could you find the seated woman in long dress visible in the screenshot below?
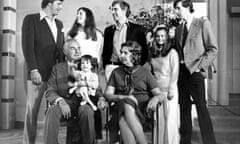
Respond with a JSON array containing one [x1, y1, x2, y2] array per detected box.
[[104, 41, 166, 144], [144, 25, 180, 144]]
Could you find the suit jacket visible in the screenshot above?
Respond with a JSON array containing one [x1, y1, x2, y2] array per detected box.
[[22, 13, 65, 81], [102, 22, 148, 68], [45, 62, 70, 103], [175, 17, 218, 74]]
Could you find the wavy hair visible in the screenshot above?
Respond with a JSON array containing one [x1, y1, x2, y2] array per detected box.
[[150, 25, 173, 58], [121, 41, 142, 65], [68, 7, 97, 41]]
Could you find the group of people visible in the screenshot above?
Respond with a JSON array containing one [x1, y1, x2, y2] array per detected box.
[[21, 0, 218, 144]]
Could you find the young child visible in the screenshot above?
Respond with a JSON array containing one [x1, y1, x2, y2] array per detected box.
[[68, 54, 99, 111]]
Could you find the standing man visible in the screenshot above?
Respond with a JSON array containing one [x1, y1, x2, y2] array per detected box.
[[102, 0, 148, 81], [173, 0, 218, 144], [21, 0, 64, 143]]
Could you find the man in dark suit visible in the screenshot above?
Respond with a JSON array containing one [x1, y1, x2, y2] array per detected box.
[[174, 0, 218, 144], [102, 0, 148, 81], [21, 0, 64, 143]]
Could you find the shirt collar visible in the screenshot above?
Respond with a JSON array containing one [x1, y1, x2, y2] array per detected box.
[[40, 10, 56, 21], [114, 19, 129, 30]]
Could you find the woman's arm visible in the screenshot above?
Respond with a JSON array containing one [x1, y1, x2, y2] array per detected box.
[[168, 49, 179, 100], [104, 85, 124, 102], [147, 87, 167, 111]]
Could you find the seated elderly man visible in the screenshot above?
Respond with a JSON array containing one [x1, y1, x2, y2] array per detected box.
[[44, 39, 105, 144]]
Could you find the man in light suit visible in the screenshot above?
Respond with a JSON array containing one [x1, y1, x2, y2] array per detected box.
[[174, 0, 218, 144], [21, 0, 64, 143], [102, 0, 148, 81]]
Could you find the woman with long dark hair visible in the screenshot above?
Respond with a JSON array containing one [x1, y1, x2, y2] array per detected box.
[[68, 7, 103, 63]]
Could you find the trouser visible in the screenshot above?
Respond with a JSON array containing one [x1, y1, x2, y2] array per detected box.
[[23, 81, 47, 144], [44, 104, 95, 144], [178, 64, 216, 144]]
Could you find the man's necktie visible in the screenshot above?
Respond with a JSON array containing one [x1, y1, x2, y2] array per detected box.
[[182, 22, 188, 47]]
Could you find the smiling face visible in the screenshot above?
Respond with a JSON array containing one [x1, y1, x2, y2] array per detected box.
[[111, 3, 127, 23], [120, 46, 134, 67], [155, 29, 168, 46], [80, 59, 92, 72], [174, 1, 190, 20], [49, 0, 63, 16], [77, 9, 86, 26]]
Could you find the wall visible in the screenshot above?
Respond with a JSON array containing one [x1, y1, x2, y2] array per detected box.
[[230, 17, 240, 93]]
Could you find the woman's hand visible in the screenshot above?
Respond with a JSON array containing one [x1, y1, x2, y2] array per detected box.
[[167, 94, 174, 100], [147, 91, 167, 111], [147, 96, 160, 111]]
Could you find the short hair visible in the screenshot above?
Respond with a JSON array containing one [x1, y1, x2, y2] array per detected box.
[[63, 39, 79, 56], [121, 41, 142, 65], [41, 0, 64, 9], [111, 0, 131, 17], [173, 0, 194, 13]]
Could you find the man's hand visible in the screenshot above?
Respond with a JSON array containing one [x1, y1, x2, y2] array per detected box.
[[76, 87, 88, 98], [97, 97, 107, 110], [58, 99, 71, 119], [30, 70, 42, 85]]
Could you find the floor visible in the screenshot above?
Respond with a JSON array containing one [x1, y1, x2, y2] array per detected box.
[[0, 122, 106, 144]]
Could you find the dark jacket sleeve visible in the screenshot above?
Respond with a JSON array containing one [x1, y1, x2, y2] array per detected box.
[[137, 26, 148, 65], [45, 65, 61, 104], [22, 15, 37, 72], [102, 26, 114, 68]]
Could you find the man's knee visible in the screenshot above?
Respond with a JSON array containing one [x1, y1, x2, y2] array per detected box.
[[78, 105, 94, 118], [46, 105, 62, 120]]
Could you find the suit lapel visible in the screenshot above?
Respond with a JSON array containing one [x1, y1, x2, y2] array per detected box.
[[175, 24, 184, 48], [126, 22, 132, 41], [56, 20, 62, 45], [184, 18, 201, 60], [185, 18, 200, 41], [41, 19, 56, 43]]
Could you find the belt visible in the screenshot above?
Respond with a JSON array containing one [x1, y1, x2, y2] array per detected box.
[[180, 60, 185, 64], [109, 61, 122, 65]]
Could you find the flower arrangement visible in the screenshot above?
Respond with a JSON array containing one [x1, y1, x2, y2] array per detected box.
[[129, 4, 181, 31]]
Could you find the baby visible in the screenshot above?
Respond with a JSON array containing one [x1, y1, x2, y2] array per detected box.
[[68, 55, 99, 111]]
